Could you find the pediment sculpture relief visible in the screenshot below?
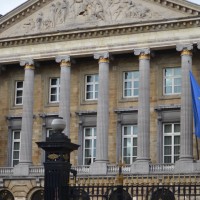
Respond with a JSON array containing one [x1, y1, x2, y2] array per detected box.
[[1, 0, 187, 37], [23, 0, 160, 32]]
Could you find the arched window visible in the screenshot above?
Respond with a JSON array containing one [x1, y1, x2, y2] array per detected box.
[[31, 189, 44, 200], [0, 190, 14, 200]]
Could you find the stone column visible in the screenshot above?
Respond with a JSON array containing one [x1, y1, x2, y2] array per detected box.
[[14, 59, 35, 176], [131, 48, 150, 174], [56, 55, 71, 137], [90, 52, 109, 175], [175, 44, 194, 172]]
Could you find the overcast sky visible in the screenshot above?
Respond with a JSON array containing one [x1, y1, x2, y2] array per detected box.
[[0, 0, 199, 15]]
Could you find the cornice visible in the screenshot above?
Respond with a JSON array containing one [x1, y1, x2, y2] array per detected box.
[[145, 0, 200, 15], [0, 16, 200, 49]]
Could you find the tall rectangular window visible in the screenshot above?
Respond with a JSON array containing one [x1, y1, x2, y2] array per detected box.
[[163, 68, 181, 95], [49, 78, 60, 103], [163, 123, 180, 163], [15, 81, 23, 105], [123, 71, 139, 98], [12, 130, 21, 167], [85, 75, 98, 100], [122, 125, 138, 164], [83, 127, 96, 165]]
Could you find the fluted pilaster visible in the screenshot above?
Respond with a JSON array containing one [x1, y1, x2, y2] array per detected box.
[[56, 55, 71, 136]]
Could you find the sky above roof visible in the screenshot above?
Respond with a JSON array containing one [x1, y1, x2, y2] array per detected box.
[[0, 0, 199, 15]]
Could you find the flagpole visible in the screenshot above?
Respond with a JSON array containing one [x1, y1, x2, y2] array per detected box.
[[196, 135, 199, 160]]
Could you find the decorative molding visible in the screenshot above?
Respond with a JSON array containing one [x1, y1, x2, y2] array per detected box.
[[1, 16, 200, 49]]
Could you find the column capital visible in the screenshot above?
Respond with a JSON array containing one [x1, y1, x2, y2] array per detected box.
[[176, 44, 193, 56], [94, 52, 109, 63], [134, 48, 150, 59], [55, 55, 71, 67], [20, 58, 35, 70]]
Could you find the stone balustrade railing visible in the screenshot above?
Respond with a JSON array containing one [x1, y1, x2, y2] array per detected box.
[[0, 163, 176, 177], [149, 163, 175, 173]]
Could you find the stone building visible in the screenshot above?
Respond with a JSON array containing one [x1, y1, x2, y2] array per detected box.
[[0, 0, 200, 199]]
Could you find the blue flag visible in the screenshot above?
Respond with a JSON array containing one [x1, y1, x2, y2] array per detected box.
[[190, 71, 200, 138]]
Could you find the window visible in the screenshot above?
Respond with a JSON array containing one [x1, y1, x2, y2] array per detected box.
[[11, 130, 21, 167], [49, 78, 60, 103], [15, 81, 23, 105], [122, 125, 138, 164], [85, 75, 98, 100], [163, 123, 180, 163], [163, 68, 181, 95], [83, 127, 96, 165], [123, 71, 139, 98]]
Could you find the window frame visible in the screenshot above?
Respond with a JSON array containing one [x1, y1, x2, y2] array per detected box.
[[163, 123, 180, 164], [163, 67, 181, 96], [11, 130, 21, 167], [83, 127, 96, 165], [85, 74, 99, 101], [49, 77, 60, 103], [14, 80, 24, 106], [122, 124, 138, 164], [123, 71, 139, 98]]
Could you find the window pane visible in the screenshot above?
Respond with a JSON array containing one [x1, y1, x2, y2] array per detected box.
[[133, 147, 137, 156], [164, 146, 171, 155], [14, 132, 20, 139], [174, 68, 181, 76], [164, 124, 172, 133], [13, 151, 19, 159], [85, 140, 92, 148], [174, 124, 180, 132], [17, 81, 23, 88], [85, 128, 92, 136], [133, 138, 137, 146], [165, 69, 172, 76], [124, 157, 130, 164], [13, 160, 19, 166], [124, 126, 131, 135], [125, 82, 132, 89], [164, 136, 172, 145], [174, 146, 180, 154], [174, 136, 180, 145], [124, 72, 132, 79], [124, 138, 131, 147], [14, 143, 20, 150], [85, 149, 91, 157], [51, 79, 58, 85], [164, 156, 171, 163], [50, 95, 56, 102], [87, 76, 93, 82]]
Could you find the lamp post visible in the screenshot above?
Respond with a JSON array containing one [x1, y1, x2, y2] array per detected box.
[[37, 118, 79, 200]]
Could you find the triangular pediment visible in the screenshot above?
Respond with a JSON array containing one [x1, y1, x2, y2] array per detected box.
[[0, 0, 200, 38]]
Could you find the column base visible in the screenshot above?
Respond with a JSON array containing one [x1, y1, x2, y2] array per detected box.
[[175, 159, 194, 173], [13, 163, 31, 176], [131, 160, 150, 174], [89, 161, 107, 175]]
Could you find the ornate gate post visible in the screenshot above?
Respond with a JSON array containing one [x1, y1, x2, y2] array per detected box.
[[37, 118, 79, 200]]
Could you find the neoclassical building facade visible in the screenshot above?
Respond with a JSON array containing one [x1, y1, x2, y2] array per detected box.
[[0, 0, 200, 199]]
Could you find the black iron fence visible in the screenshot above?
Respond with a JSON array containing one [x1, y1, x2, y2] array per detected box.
[[68, 184, 200, 200]]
